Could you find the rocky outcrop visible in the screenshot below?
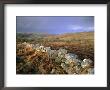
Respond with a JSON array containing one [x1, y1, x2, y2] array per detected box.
[[16, 42, 94, 74]]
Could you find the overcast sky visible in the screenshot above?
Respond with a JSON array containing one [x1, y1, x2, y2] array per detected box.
[[16, 16, 94, 34]]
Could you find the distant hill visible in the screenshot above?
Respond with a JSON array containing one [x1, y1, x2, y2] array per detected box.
[[44, 31, 94, 42], [17, 31, 94, 43], [16, 33, 50, 39]]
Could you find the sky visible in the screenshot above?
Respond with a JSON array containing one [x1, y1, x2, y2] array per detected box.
[[16, 16, 94, 34]]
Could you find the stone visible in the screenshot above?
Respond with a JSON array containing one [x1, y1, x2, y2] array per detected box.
[[81, 59, 93, 68], [87, 68, 94, 74]]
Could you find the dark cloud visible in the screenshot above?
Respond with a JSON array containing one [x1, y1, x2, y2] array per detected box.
[[16, 16, 94, 34]]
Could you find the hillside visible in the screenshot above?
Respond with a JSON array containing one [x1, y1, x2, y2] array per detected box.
[[16, 31, 94, 74], [44, 31, 94, 43]]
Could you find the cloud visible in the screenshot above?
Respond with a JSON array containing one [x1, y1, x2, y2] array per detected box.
[[68, 25, 94, 32], [87, 26, 94, 30], [70, 25, 83, 30]]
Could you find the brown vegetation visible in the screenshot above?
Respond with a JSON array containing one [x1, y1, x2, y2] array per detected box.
[[16, 31, 94, 74]]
